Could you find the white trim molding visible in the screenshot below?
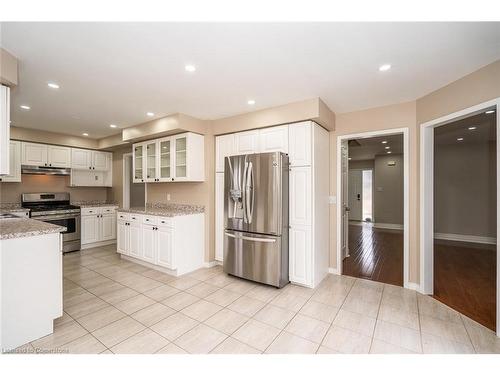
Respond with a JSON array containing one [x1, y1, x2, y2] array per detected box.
[[434, 233, 497, 245], [373, 223, 404, 230], [420, 97, 500, 337], [328, 267, 340, 275], [336, 127, 410, 290], [203, 261, 219, 268]]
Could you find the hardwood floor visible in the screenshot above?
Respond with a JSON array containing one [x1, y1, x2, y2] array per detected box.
[[434, 240, 497, 332], [342, 223, 403, 287]]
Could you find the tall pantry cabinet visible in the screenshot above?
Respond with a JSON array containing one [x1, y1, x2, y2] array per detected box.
[[215, 121, 329, 288]]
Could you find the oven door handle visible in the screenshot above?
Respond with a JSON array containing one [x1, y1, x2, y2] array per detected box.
[[33, 214, 80, 221]]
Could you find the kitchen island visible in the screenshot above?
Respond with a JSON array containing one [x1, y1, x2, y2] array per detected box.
[[0, 215, 65, 351], [116, 203, 205, 276]]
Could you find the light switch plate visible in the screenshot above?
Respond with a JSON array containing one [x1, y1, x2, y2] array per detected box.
[[167, 193, 171, 201], [329, 196, 336, 204]]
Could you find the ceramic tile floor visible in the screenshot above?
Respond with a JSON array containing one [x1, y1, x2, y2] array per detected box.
[[13, 244, 500, 354]]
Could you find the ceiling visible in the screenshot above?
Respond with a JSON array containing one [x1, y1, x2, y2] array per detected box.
[[348, 134, 403, 161], [1, 22, 500, 138], [434, 108, 497, 146]]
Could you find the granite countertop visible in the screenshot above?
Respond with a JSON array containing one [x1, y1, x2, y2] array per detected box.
[[0, 217, 66, 240], [72, 201, 119, 208], [0, 203, 30, 213], [117, 203, 205, 217]]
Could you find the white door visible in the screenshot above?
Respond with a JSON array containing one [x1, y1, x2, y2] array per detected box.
[[215, 172, 225, 261], [47, 145, 71, 168], [81, 215, 100, 244], [157, 226, 173, 268], [341, 139, 349, 259], [289, 224, 312, 286], [0, 141, 21, 182], [216, 134, 235, 173], [22, 142, 48, 166], [157, 137, 173, 182], [101, 214, 116, 241], [93, 151, 108, 171], [348, 170, 363, 221], [129, 221, 143, 258], [259, 125, 289, 153], [71, 148, 92, 170], [133, 144, 145, 183], [289, 166, 312, 226], [235, 130, 259, 155], [117, 221, 129, 255], [143, 141, 157, 182], [288, 122, 312, 167], [142, 225, 157, 263], [173, 134, 188, 181]]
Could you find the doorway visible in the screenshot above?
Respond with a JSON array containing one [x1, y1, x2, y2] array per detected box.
[[123, 153, 145, 209], [336, 128, 409, 288], [421, 100, 499, 334]]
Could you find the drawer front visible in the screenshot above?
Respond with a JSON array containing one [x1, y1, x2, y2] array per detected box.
[[129, 214, 142, 222], [117, 212, 129, 221], [143, 215, 157, 225], [101, 206, 117, 214], [157, 217, 173, 227], [81, 207, 101, 216]]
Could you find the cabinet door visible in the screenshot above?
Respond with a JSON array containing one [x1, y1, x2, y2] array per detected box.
[[215, 134, 235, 173], [289, 225, 312, 286], [101, 214, 116, 241], [235, 130, 259, 155], [22, 142, 48, 166], [133, 143, 145, 183], [47, 145, 71, 168], [0, 85, 10, 175], [144, 141, 157, 182], [129, 221, 143, 258], [259, 125, 289, 153], [215, 173, 225, 261], [92, 151, 109, 171], [156, 226, 173, 268], [81, 215, 100, 245], [142, 225, 157, 263], [157, 137, 173, 182], [117, 221, 129, 255], [289, 167, 312, 226], [173, 134, 188, 181], [0, 141, 21, 182], [288, 122, 312, 167], [71, 148, 92, 170]]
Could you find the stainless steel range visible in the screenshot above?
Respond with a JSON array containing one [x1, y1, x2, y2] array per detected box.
[[22, 192, 81, 253]]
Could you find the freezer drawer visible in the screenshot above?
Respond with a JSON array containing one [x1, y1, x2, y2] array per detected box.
[[223, 230, 289, 288]]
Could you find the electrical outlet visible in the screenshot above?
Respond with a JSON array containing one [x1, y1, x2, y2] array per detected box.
[[167, 193, 171, 201], [329, 196, 336, 204]]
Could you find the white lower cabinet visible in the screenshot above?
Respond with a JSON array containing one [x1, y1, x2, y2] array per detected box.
[[289, 224, 312, 286], [116, 211, 203, 276], [81, 206, 117, 249]]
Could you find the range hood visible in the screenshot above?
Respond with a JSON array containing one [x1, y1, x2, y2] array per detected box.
[[21, 165, 71, 176]]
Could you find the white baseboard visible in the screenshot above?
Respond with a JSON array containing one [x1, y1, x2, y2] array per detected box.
[[434, 232, 496, 245], [404, 282, 421, 293], [373, 223, 404, 230], [328, 267, 340, 275], [204, 261, 219, 268], [81, 239, 116, 250]]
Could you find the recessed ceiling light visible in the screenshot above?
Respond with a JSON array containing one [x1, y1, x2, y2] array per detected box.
[[185, 64, 196, 72], [385, 146, 390, 149], [20, 105, 31, 110], [146, 112, 154, 117], [47, 82, 60, 89], [485, 110, 495, 114], [109, 124, 117, 128], [379, 64, 391, 72], [247, 100, 256, 105], [381, 140, 388, 144], [82, 132, 89, 136], [457, 137, 464, 141], [387, 151, 392, 154], [468, 126, 477, 130]]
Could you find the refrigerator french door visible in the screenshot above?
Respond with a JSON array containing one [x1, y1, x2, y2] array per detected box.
[[223, 152, 289, 288]]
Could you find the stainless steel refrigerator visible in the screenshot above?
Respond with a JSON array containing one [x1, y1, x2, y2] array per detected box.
[[223, 152, 289, 288]]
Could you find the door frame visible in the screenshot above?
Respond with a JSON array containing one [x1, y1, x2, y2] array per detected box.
[[336, 127, 410, 289], [420, 97, 500, 336]]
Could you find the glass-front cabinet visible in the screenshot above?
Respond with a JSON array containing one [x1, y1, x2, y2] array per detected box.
[[133, 144, 144, 183], [132, 132, 204, 184]]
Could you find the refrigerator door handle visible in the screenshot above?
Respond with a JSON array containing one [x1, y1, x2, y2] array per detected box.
[[245, 161, 254, 224], [225, 231, 277, 243], [242, 157, 249, 223]]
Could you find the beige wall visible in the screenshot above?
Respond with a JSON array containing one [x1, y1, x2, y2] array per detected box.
[[0, 48, 18, 86], [434, 141, 496, 238], [0, 174, 108, 203], [11, 126, 99, 149], [108, 146, 131, 206], [348, 159, 374, 170], [374, 153, 404, 225]]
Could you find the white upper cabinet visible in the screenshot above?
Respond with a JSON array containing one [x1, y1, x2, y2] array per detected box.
[[0, 141, 21, 182], [288, 121, 312, 166], [215, 134, 235, 173], [258, 125, 289, 153], [132, 132, 204, 183], [22, 142, 48, 166], [47, 145, 71, 168], [235, 130, 259, 155], [71, 148, 92, 169], [92, 151, 109, 171], [0, 85, 10, 175]]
